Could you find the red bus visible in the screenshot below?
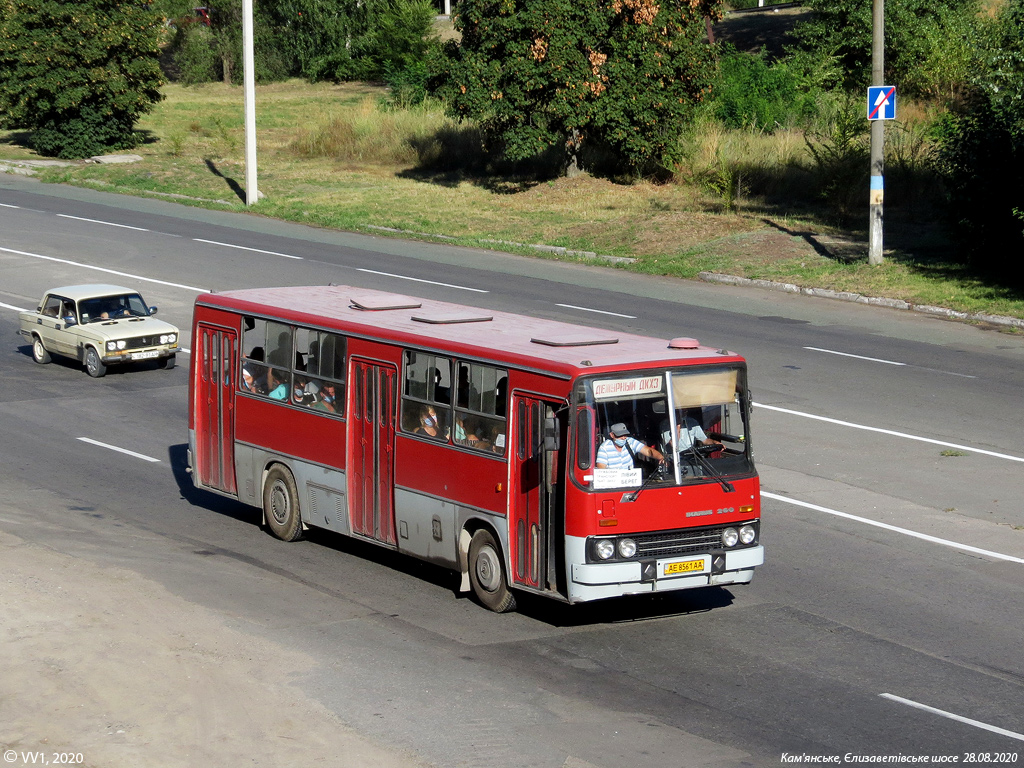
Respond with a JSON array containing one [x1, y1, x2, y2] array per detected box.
[[188, 285, 762, 612]]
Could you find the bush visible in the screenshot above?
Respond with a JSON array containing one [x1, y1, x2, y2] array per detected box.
[[172, 23, 220, 85], [712, 49, 817, 132]]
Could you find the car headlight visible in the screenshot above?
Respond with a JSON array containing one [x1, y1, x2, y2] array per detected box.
[[722, 527, 739, 548], [106, 341, 117, 351], [739, 525, 756, 545], [160, 335, 168, 344], [595, 539, 615, 560], [617, 538, 637, 558], [116, 340, 126, 350], [167, 333, 176, 344]]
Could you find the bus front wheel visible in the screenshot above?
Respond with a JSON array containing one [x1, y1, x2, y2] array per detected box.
[[468, 530, 516, 613], [263, 465, 303, 542]]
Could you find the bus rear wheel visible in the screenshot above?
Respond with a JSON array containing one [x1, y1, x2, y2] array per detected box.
[[263, 465, 303, 542], [468, 530, 516, 613]]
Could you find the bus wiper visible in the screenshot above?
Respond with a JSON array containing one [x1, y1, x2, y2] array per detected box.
[[685, 445, 735, 494], [622, 462, 666, 503]]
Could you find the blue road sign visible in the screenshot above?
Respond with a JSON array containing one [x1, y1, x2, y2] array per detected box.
[[867, 86, 897, 120]]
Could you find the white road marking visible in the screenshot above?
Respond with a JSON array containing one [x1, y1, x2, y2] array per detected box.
[[880, 694, 1024, 742], [57, 214, 150, 232], [0, 246, 209, 293], [556, 303, 637, 319], [762, 491, 1024, 564], [0, 203, 20, 209], [804, 346, 906, 366], [754, 402, 1024, 463], [77, 437, 161, 463], [357, 268, 489, 293], [0, 301, 29, 312], [193, 239, 302, 260]]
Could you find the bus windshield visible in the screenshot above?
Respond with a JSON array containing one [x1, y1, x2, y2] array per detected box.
[[578, 365, 754, 490]]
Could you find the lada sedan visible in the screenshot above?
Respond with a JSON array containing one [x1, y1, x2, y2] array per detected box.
[[19, 284, 180, 377]]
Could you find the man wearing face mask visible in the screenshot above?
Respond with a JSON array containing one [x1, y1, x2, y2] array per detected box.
[[595, 422, 663, 469]]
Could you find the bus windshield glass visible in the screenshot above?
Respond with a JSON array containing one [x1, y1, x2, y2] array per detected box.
[[578, 365, 754, 490]]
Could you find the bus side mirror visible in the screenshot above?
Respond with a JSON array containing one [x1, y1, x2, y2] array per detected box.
[[542, 416, 560, 451]]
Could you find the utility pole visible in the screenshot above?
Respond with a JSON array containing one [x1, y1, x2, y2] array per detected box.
[[868, 0, 884, 265], [243, 0, 258, 206]]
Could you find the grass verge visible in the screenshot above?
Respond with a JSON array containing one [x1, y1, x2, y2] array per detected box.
[[1, 79, 1021, 325]]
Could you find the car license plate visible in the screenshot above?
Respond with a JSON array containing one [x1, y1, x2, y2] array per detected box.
[[132, 350, 159, 360], [662, 558, 706, 576]]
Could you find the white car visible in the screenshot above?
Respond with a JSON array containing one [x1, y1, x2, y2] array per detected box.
[[19, 284, 180, 378]]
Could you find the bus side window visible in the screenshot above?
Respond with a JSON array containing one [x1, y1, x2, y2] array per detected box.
[[402, 350, 452, 439], [453, 363, 507, 455]]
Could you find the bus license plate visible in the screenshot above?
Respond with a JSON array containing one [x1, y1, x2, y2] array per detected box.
[[132, 350, 159, 360], [662, 558, 706, 576]]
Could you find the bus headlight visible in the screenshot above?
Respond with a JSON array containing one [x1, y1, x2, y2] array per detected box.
[[722, 527, 739, 548], [595, 539, 615, 560], [617, 538, 637, 559], [739, 525, 756, 545]]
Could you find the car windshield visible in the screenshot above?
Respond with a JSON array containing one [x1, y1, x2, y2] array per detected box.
[[575, 364, 754, 490], [79, 293, 150, 323]]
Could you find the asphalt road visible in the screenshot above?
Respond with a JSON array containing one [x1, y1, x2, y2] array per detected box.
[[2, 174, 1023, 767]]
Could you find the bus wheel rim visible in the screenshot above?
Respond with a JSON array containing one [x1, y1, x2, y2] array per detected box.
[[270, 483, 290, 524], [475, 545, 501, 592]]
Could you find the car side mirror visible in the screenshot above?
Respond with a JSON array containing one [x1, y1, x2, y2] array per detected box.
[[148, 306, 158, 316], [62, 316, 77, 327]]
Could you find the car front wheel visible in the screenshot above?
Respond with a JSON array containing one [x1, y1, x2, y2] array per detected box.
[[85, 347, 107, 378], [32, 336, 51, 365]]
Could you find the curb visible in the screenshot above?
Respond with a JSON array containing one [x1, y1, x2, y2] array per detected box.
[[698, 272, 1024, 330]]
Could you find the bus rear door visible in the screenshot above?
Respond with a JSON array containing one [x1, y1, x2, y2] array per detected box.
[[195, 324, 237, 494]]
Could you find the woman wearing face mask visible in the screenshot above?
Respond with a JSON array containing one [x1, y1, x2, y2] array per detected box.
[[414, 405, 444, 438], [595, 422, 663, 469]]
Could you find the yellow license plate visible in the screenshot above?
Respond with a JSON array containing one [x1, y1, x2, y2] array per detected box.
[[663, 559, 705, 575]]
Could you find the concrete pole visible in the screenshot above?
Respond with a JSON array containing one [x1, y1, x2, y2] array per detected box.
[[243, 0, 258, 206], [868, 0, 884, 265]]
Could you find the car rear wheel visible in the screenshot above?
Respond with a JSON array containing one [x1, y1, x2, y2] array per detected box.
[[84, 347, 107, 378], [32, 336, 51, 365]]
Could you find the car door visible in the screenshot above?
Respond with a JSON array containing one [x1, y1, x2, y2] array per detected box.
[[34, 295, 74, 357]]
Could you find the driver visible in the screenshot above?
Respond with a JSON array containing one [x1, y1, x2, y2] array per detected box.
[[596, 423, 664, 470]]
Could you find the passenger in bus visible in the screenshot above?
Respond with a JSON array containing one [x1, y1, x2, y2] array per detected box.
[[312, 382, 338, 413], [241, 362, 267, 395], [414, 405, 445, 438], [266, 369, 289, 401], [596, 423, 664, 470], [661, 409, 720, 452]]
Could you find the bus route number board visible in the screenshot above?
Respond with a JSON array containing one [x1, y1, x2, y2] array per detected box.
[[661, 556, 708, 577]]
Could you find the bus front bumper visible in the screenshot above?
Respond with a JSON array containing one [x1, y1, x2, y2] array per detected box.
[[567, 544, 764, 603]]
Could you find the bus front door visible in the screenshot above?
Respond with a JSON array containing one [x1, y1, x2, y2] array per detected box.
[[350, 359, 398, 546], [511, 396, 564, 592], [195, 324, 237, 495]]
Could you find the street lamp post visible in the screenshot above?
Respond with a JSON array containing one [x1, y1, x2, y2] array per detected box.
[[243, 0, 258, 206]]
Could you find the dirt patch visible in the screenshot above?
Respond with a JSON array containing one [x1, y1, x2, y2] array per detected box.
[[0, 531, 430, 768]]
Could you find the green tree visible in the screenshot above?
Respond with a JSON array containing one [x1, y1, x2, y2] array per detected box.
[[791, 0, 986, 98], [434, 0, 720, 175], [934, 0, 1024, 278], [0, 0, 164, 158]]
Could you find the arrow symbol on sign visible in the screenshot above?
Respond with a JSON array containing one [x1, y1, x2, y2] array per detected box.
[[869, 87, 896, 119]]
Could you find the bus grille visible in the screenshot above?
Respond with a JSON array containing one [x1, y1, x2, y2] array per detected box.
[[633, 525, 749, 558]]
